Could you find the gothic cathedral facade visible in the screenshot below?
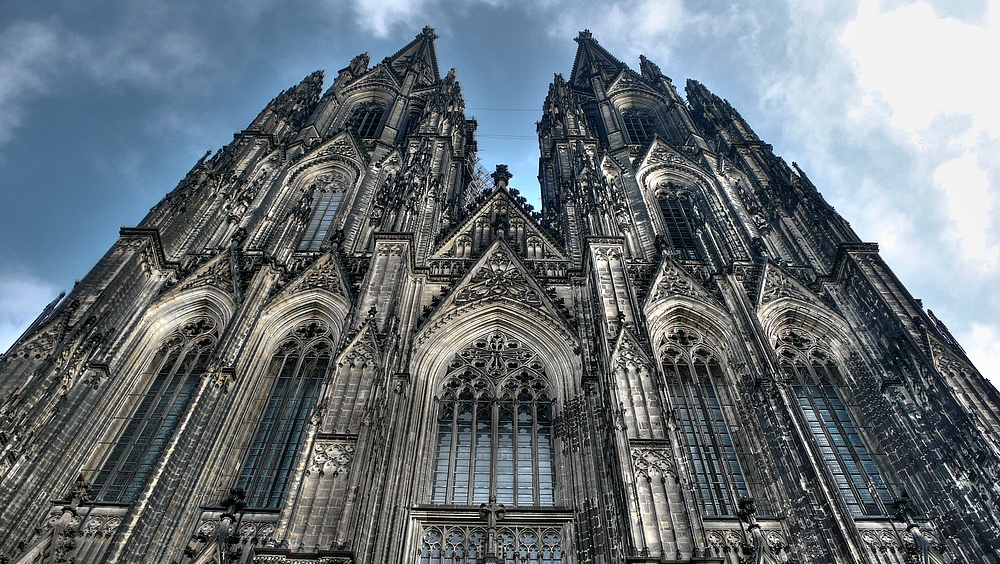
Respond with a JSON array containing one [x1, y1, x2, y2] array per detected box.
[[2, 28, 999, 564]]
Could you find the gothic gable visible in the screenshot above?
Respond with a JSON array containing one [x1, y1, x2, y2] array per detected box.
[[376, 149, 404, 172], [430, 188, 566, 262], [606, 68, 665, 101], [167, 251, 236, 299], [384, 26, 441, 87], [419, 238, 572, 339], [644, 255, 721, 310], [611, 326, 654, 371], [635, 137, 702, 178], [336, 321, 381, 369], [289, 131, 366, 184], [757, 261, 824, 309], [271, 252, 350, 305], [343, 63, 402, 94], [569, 30, 626, 89]]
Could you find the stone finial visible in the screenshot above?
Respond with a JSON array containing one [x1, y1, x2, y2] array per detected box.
[[490, 164, 512, 190], [639, 54, 662, 80], [349, 52, 370, 75]]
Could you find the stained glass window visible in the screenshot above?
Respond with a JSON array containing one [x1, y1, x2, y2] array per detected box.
[[352, 102, 385, 139], [237, 321, 331, 509], [658, 193, 700, 260], [298, 172, 347, 252], [93, 317, 217, 503], [662, 341, 747, 516], [622, 108, 657, 145], [782, 350, 893, 517], [430, 331, 555, 507]]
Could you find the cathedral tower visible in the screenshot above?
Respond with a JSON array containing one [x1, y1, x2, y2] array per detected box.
[[1, 29, 998, 563]]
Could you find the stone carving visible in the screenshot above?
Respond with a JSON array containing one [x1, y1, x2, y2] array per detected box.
[[253, 556, 352, 564], [453, 249, 542, 307], [337, 327, 379, 369], [648, 259, 715, 305], [613, 330, 650, 371], [418, 524, 564, 564], [644, 144, 684, 168], [175, 252, 236, 296], [632, 447, 674, 478], [759, 264, 820, 307], [308, 440, 356, 477], [706, 527, 787, 560], [451, 330, 545, 384]]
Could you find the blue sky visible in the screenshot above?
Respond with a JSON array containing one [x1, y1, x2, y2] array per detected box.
[[1, 0, 998, 384]]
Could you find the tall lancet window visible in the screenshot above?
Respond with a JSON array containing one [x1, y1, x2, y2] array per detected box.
[[430, 331, 556, 507], [622, 107, 657, 145], [657, 191, 700, 260], [237, 320, 331, 509], [660, 327, 747, 516], [93, 317, 217, 503], [298, 172, 348, 252], [351, 101, 386, 139], [776, 329, 893, 517]]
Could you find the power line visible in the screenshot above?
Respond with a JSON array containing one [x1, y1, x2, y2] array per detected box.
[[467, 107, 538, 112], [476, 134, 537, 140]]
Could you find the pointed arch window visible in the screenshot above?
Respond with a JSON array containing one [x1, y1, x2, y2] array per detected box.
[[351, 102, 386, 139], [237, 321, 331, 509], [92, 317, 217, 503], [298, 172, 348, 252], [622, 108, 657, 145], [777, 329, 893, 517], [658, 191, 700, 260], [430, 331, 556, 507], [661, 328, 747, 516]]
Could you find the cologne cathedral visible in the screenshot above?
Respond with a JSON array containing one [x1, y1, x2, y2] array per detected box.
[[2, 27, 1000, 564]]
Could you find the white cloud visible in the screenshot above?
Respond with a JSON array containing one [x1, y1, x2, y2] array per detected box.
[[843, 0, 1000, 143], [957, 322, 1000, 389], [351, 0, 428, 38], [0, 21, 63, 145], [0, 270, 61, 354], [935, 152, 998, 269], [545, 0, 692, 63]]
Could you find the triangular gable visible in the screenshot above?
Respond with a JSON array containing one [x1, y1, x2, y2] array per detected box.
[[757, 262, 824, 308], [600, 152, 627, 177], [423, 239, 570, 331], [384, 26, 441, 87], [611, 326, 654, 370], [169, 251, 236, 298], [430, 188, 566, 261], [376, 148, 404, 171], [570, 30, 626, 88], [295, 130, 366, 169], [336, 321, 381, 369], [644, 255, 721, 309], [636, 137, 699, 172], [606, 68, 665, 101], [344, 62, 402, 93], [271, 252, 350, 303]]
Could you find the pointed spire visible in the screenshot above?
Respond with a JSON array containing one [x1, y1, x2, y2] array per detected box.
[[685, 78, 760, 143], [639, 54, 666, 82], [569, 30, 626, 88], [249, 70, 324, 136], [339, 52, 370, 79], [383, 25, 442, 85]]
